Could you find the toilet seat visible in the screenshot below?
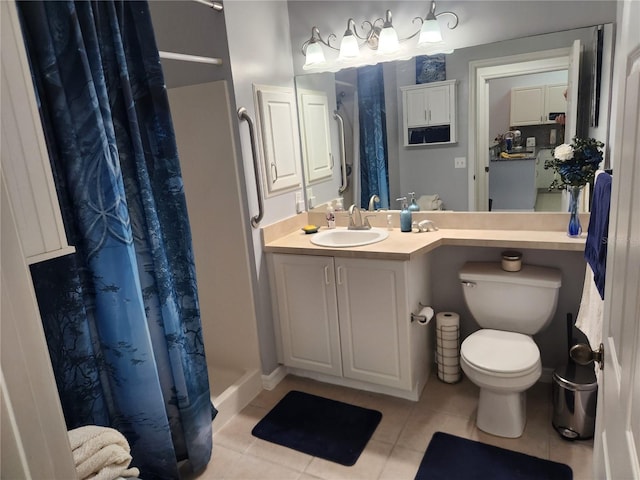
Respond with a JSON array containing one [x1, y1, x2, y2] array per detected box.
[[461, 329, 540, 377]]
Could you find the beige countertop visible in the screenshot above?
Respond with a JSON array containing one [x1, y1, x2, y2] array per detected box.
[[263, 226, 586, 261]]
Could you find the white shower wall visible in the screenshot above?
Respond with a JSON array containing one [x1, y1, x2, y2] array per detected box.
[[167, 80, 262, 430]]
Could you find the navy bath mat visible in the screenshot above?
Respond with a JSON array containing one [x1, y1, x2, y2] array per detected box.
[[415, 432, 573, 480], [251, 390, 382, 466]]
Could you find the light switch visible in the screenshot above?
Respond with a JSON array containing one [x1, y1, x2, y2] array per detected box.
[[454, 157, 466, 169]]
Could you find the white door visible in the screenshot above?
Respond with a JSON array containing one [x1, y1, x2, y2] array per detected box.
[[594, 2, 640, 476], [565, 39, 581, 143]]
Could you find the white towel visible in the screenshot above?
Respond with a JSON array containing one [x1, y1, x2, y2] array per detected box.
[[575, 264, 604, 376], [68, 426, 140, 480], [418, 194, 444, 211]]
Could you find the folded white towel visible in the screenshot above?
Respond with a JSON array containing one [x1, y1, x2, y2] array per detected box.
[[68, 426, 140, 480]]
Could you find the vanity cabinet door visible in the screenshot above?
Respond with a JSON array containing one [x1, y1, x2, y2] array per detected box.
[[271, 254, 342, 376], [335, 258, 411, 390]]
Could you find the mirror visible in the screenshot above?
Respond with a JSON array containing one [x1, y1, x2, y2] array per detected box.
[[295, 24, 613, 212]]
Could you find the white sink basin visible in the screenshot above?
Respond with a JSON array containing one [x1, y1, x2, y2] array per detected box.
[[310, 228, 389, 248]]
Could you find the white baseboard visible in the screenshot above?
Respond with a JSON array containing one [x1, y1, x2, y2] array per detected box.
[[262, 365, 287, 391], [212, 368, 262, 431]]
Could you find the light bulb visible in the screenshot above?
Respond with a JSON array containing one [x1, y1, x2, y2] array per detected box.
[[418, 18, 443, 44], [378, 26, 399, 54], [339, 33, 359, 59], [304, 41, 325, 67]]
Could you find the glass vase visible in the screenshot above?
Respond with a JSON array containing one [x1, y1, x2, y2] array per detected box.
[[567, 185, 582, 238]]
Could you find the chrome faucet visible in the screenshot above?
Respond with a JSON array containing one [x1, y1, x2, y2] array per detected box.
[[348, 204, 372, 230], [368, 194, 380, 211]]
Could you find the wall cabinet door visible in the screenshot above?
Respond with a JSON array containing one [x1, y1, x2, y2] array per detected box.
[[335, 258, 410, 390], [510, 86, 545, 126], [271, 254, 342, 376], [402, 79, 457, 146], [299, 91, 333, 183], [255, 86, 302, 195], [544, 84, 568, 123], [511, 84, 567, 126]]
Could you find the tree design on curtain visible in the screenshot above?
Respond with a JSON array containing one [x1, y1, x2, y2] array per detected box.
[[18, 1, 214, 478], [357, 64, 390, 209]]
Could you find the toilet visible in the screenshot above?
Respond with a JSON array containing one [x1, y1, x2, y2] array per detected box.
[[459, 262, 562, 438]]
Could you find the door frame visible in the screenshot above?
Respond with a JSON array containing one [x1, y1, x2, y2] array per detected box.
[[468, 48, 571, 211]]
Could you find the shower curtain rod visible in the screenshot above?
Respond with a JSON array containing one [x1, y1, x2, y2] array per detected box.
[[159, 51, 222, 65], [192, 0, 223, 11]]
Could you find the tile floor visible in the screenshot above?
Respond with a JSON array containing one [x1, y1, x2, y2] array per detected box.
[[196, 372, 594, 480]]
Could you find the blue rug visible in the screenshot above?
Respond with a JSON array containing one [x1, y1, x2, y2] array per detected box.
[[251, 390, 382, 466], [415, 432, 573, 480]]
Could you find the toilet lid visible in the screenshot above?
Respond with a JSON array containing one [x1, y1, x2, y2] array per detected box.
[[461, 329, 540, 374]]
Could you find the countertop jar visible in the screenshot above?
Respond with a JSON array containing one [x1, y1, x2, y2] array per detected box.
[[501, 250, 523, 272]]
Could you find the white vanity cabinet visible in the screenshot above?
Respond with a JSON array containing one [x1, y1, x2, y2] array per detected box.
[[510, 83, 567, 126], [401, 79, 457, 146], [270, 253, 432, 400]]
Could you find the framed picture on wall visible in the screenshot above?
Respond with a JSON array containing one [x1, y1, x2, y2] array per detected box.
[[415, 54, 446, 84]]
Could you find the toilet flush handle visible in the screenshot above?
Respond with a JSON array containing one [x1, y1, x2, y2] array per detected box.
[[461, 281, 476, 288]]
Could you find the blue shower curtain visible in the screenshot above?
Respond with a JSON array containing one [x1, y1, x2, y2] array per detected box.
[[18, 2, 213, 478], [357, 65, 390, 209]]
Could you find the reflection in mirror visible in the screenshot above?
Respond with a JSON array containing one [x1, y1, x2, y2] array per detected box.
[[294, 24, 613, 213]]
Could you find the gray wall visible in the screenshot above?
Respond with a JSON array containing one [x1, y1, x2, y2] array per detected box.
[[153, 1, 616, 378], [393, 26, 599, 211]]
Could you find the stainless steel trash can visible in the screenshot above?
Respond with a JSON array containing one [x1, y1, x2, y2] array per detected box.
[[552, 363, 598, 440]]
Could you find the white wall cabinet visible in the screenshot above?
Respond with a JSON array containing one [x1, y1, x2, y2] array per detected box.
[[298, 90, 333, 184], [270, 253, 432, 400], [510, 83, 567, 126], [255, 85, 302, 195], [1, 0, 75, 265], [401, 79, 457, 146]]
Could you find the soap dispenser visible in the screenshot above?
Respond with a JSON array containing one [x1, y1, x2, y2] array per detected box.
[[396, 197, 412, 232], [408, 192, 420, 212]]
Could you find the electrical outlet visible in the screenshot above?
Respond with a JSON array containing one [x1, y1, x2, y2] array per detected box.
[[526, 137, 536, 147], [454, 157, 466, 169]]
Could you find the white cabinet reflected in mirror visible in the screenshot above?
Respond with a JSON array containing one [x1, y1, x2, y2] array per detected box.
[[294, 23, 613, 213]]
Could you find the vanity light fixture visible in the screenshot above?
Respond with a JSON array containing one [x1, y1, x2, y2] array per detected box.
[[302, 26, 335, 68], [302, 1, 459, 72]]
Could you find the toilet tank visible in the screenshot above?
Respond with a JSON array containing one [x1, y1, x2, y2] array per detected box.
[[459, 262, 562, 335]]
